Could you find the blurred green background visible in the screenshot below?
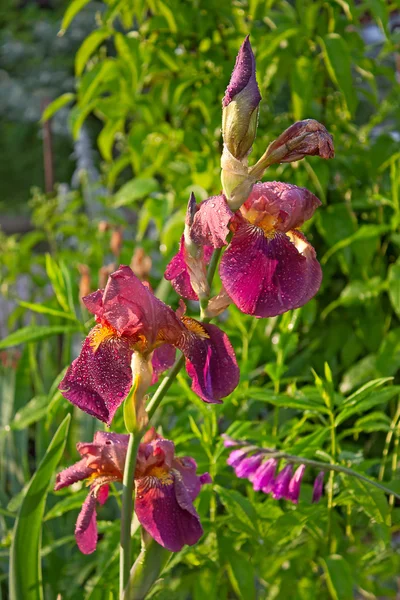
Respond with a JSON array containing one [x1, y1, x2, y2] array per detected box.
[[1, 0, 400, 598]]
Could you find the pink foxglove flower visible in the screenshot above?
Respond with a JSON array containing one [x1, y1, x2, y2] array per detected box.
[[54, 428, 211, 554], [312, 471, 325, 503], [59, 266, 239, 424]]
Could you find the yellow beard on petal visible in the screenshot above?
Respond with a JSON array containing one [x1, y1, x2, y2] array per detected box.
[[89, 323, 118, 352], [147, 466, 174, 485], [241, 207, 277, 238], [181, 317, 210, 339]]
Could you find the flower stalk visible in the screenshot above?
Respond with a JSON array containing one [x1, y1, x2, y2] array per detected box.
[[120, 433, 142, 598]]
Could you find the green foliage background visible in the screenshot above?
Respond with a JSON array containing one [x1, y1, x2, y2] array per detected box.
[[1, 0, 400, 598]]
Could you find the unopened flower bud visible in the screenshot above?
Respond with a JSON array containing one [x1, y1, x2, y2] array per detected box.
[[251, 120, 334, 180], [110, 227, 123, 257], [222, 36, 261, 161], [77, 264, 91, 302], [183, 193, 210, 299], [312, 471, 325, 503], [130, 247, 152, 281], [98, 220, 110, 233], [124, 353, 152, 434], [98, 263, 115, 289]]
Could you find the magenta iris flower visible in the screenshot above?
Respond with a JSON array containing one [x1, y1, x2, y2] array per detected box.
[[54, 428, 211, 554], [166, 182, 322, 318], [59, 265, 239, 424]]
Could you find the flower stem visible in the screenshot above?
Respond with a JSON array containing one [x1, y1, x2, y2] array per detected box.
[[379, 398, 400, 482], [146, 354, 185, 421], [206, 248, 222, 287], [120, 433, 142, 599]]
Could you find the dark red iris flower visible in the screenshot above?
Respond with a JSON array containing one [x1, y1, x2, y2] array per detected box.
[[166, 182, 322, 318], [59, 266, 239, 425], [54, 428, 211, 554]]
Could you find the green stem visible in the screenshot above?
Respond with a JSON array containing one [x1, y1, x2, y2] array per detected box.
[[379, 398, 400, 482], [263, 451, 400, 500], [146, 354, 185, 421], [120, 433, 142, 599], [206, 248, 222, 287], [327, 412, 337, 551]]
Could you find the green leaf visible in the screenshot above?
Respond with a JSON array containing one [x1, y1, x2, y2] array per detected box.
[[388, 261, 400, 319], [320, 33, 356, 117], [335, 386, 400, 426], [18, 300, 78, 321], [9, 415, 71, 600], [41, 93, 75, 122], [113, 178, 159, 207], [215, 486, 259, 536], [45, 254, 70, 313], [320, 555, 354, 600], [8, 395, 48, 431], [247, 389, 330, 414], [0, 325, 81, 350], [75, 29, 111, 77], [98, 118, 124, 161], [321, 224, 390, 264], [44, 490, 87, 521], [59, 0, 92, 33], [291, 56, 313, 120]]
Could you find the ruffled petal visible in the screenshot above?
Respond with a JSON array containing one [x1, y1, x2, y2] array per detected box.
[[164, 237, 213, 300], [135, 471, 203, 552], [220, 222, 322, 318], [75, 493, 98, 555], [54, 458, 93, 491], [178, 321, 239, 403], [78, 432, 129, 475], [191, 196, 234, 248], [172, 457, 211, 501], [151, 344, 176, 384], [243, 182, 321, 233], [82, 289, 104, 317], [101, 266, 183, 346], [59, 335, 133, 425]]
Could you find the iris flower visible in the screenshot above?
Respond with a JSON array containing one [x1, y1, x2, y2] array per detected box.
[[167, 182, 323, 318], [54, 428, 211, 554], [59, 265, 239, 425]]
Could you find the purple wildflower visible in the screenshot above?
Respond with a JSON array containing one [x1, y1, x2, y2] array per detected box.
[[312, 471, 325, 503], [271, 464, 293, 500], [286, 464, 306, 504], [235, 453, 263, 479], [252, 458, 277, 492]]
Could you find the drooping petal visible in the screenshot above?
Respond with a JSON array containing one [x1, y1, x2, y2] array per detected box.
[[54, 458, 93, 491], [172, 457, 211, 501], [135, 471, 204, 552], [220, 222, 322, 318], [191, 196, 234, 249], [75, 493, 98, 555], [151, 344, 176, 384], [265, 119, 334, 164], [243, 182, 321, 233], [178, 321, 239, 403], [59, 335, 133, 425]]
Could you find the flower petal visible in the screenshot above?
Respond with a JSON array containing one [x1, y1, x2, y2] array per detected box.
[[164, 237, 214, 301], [54, 458, 93, 491], [82, 289, 104, 316], [178, 322, 239, 403], [244, 182, 321, 233], [59, 335, 133, 425], [75, 493, 98, 555], [222, 36, 261, 109], [101, 266, 183, 346], [135, 472, 203, 552], [78, 432, 129, 475], [172, 457, 211, 501], [220, 222, 322, 318], [191, 196, 234, 248], [151, 344, 176, 384]]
